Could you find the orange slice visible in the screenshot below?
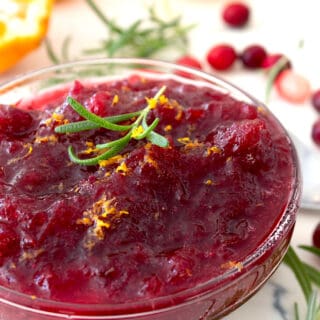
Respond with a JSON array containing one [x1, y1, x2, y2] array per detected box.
[[0, 0, 53, 73]]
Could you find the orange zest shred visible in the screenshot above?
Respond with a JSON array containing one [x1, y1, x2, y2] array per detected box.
[[206, 145, 222, 155], [112, 94, 119, 105], [159, 94, 169, 105], [115, 161, 128, 174], [146, 97, 158, 109], [8, 143, 33, 164], [20, 248, 44, 261], [221, 261, 243, 271], [98, 154, 124, 168], [143, 145, 158, 168], [34, 134, 58, 144], [131, 125, 144, 138], [177, 137, 203, 150], [77, 196, 129, 244], [0, 0, 53, 73]]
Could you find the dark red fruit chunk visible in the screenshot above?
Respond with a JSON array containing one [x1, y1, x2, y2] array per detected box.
[[86, 91, 112, 117], [206, 44, 237, 71], [241, 45, 267, 69], [222, 2, 250, 28], [0, 104, 34, 136], [175, 55, 202, 70], [312, 119, 320, 146], [313, 222, 320, 248], [0, 223, 19, 257], [311, 89, 320, 113]]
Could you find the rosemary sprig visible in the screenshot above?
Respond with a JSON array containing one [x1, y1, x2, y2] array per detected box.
[[284, 246, 313, 302], [84, 0, 193, 59], [45, 1, 193, 64], [284, 245, 320, 320], [55, 86, 168, 165]]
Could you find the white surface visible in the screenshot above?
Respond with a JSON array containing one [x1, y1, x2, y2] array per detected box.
[[1, 0, 320, 319]]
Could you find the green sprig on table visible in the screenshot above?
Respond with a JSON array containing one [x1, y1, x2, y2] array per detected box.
[[45, 0, 194, 63], [284, 246, 320, 320]]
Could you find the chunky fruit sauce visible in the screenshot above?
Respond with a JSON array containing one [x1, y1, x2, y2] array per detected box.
[[0, 74, 294, 305]]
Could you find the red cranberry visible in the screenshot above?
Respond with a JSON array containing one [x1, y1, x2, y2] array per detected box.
[[175, 55, 202, 70], [175, 55, 203, 79], [261, 53, 291, 70], [312, 120, 320, 146], [311, 89, 320, 113], [313, 222, 320, 248], [275, 69, 311, 104], [206, 44, 237, 71], [241, 45, 267, 69], [222, 2, 250, 28]]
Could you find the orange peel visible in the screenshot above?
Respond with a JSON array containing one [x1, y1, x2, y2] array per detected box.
[[0, 0, 53, 73]]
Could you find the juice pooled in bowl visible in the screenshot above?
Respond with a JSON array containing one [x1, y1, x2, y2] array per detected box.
[[0, 60, 299, 320]]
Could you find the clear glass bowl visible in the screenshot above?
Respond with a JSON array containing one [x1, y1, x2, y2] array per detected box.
[[0, 58, 301, 320]]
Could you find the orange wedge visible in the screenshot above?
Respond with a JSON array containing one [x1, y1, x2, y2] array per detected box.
[[0, 0, 53, 73]]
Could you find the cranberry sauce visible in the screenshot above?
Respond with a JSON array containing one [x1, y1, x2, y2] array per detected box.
[[0, 75, 294, 304]]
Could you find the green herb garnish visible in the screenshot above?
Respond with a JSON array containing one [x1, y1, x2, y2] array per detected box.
[[55, 86, 168, 166], [284, 245, 320, 320], [84, 0, 193, 58], [45, 1, 194, 64]]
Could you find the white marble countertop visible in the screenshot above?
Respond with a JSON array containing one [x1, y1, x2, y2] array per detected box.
[[1, 1, 320, 319]]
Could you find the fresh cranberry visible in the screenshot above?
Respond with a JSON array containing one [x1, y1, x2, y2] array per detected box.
[[311, 89, 320, 113], [312, 119, 320, 146], [261, 53, 291, 70], [206, 44, 237, 71], [275, 69, 311, 104], [240, 45, 267, 69], [313, 222, 320, 248], [175, 55, 202, 70], [175, 55, 203, 78], [222, 2, 250, 28]]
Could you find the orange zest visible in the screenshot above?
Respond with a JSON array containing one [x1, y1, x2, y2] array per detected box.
[[0, 0, 53, 73]]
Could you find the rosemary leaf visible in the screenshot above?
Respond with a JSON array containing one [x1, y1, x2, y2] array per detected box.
[[299, 245, 320, 257], [68, 142, 126, 166], [147, 131, 169, 147], [135, 118, 160, 140], [45, 38, 61, 64], [283, 246, 313, 302], [67, 97, 132, 131], [302, 262, 320, 287], [306, 291, 319, 320], [55, 111, 141, 134], [96, 133, 131, 150], [85, 0, 122, 33]]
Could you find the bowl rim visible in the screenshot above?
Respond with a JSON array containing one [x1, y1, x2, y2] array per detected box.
[[0, 57, 301, 317]]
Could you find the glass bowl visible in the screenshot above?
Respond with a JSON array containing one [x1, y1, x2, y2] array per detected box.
[[0, 58, 301, 320]]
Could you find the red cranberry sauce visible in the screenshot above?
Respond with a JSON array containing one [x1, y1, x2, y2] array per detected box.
[[0, 75, 294, 305]]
